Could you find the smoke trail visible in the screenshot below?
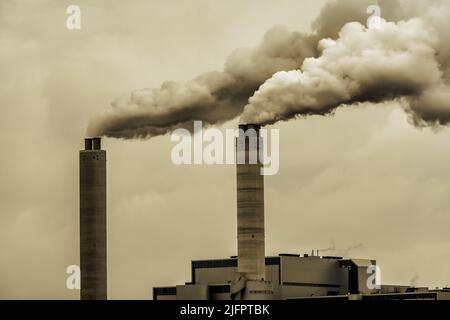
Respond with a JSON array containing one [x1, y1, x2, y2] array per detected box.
[[342, 243, 364, 257], [88, 0, 450, 139], [87, 27, 317, 139], [410, 273, 420, 287], [318, 239, 336, 253]]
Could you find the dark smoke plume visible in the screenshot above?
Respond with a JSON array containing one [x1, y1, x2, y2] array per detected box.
[[88, 0, 450, 139]]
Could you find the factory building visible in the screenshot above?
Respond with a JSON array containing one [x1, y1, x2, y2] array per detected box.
[[152, 124, 450, 301], [153, 254, 450, 300], [154, 254, 370, 300]]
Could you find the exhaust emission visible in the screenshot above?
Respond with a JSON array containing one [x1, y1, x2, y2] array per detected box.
[[87, 0, 450, 139]]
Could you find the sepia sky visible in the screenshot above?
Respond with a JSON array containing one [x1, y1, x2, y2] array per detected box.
[[0, 0, 449, 299]]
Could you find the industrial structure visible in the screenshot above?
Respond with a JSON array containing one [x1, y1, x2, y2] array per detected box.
[[79, 137, 107, 300], [234, 124, 273, 299], [152, 124, 450, 301], [153, 254, 450, 300], [77, 128, 449, 301]]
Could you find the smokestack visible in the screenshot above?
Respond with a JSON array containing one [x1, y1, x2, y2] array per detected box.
[[236, 124, 265, 281], [79, 137, 107, 300]]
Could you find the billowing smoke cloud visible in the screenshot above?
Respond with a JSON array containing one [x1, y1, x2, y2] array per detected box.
[[88, 0, 450, 139], [241, 18, 450, 125], [242, 1, 450, 126], [87, 27, 317, 138]]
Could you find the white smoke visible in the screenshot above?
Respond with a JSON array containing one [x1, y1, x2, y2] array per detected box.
[[88, 0, 450, 139], [87, 27, 317, 139], [241, 1, 450, 126], [241, 17, 450, 126]]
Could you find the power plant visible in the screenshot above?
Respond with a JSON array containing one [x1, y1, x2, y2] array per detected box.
[[79, 137, 107, 300], [79, 128, 450, 301]]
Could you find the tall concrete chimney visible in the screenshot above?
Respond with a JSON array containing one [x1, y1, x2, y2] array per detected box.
[[236, 124, 265, 281], [79, 137, 107, 300]]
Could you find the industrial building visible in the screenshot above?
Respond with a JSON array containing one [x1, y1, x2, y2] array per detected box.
[[79, 127, 449, 301], [152, 124, 450, 301], [153, 254, 450, 300]]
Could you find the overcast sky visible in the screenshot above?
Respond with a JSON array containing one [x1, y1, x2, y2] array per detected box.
[[0, 0, 449, 299]]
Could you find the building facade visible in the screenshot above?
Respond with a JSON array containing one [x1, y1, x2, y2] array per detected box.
[[153, 253, 450, 300]]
